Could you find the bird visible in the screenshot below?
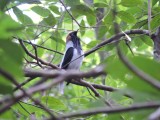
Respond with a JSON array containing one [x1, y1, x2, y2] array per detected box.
[[59, 30, 84, 94]]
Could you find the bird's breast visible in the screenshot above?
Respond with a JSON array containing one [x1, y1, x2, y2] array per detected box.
[[67, 48, 84, 70]]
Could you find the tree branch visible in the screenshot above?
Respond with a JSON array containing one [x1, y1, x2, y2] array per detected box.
[[13, 77, 36, 91], [0, 68, 57, 119], [17, 37, 59, 69], [148, 0, 151, 36], [59, 102, 160, 119], [85, 29, 149, 57], [59, 0, 96, 29], [0, 66, 105, 114], [117, 46, 160, 90], [149, 107, 160, 120], [18, 39, 63, 55], [151, 27, 160, 60], [71, 80, 117, 92]]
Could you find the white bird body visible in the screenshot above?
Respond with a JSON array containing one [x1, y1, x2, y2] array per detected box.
[[60, 41, 84, 69], [67, 48, 83, 69], [59, 31, 83, 94]]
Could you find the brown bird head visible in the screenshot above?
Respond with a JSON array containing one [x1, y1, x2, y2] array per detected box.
[[66, 30, 78, 43], [66, 30, 82, 53]]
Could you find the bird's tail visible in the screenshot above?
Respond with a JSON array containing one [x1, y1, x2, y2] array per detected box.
[[59, 82, 65, 95]]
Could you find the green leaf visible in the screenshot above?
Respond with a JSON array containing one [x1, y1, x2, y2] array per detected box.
[[0, 41, 23, 64], [118, 11, 136, 23], [31, 6, 50, 17], [106, 55, 160, 94], [127, 110, 155, 120], [131, 56, 160, 81], [152, 0, 159, 6], [132, 19, 147, 29], [86, 15, 96, 26], [13, 102, 48, 117], [80, 19, 85, 36], [153, 7, 160, 15], [120, 0, 143, 7], [0, 109, 15, 119], [65, 0, 80, 7], [43, 14, 57, 26], [0, 41, 23, 79], [106, 55, 128, 80], [0, 0, 11, 10], [50, 32, 65, 45], [87, 40, 99, 49], [119, 40, 128, 54], [94, 2, 108, 8], [15, 0, 41, 4], [140, 35, 153, 46], [41, 96, 67, 110], [13, 7, 33, 25], [87, 99, 106, 108], [133, 37, 143, 47], [49, 5, 60, 15], [0, 76, 13, 94], [48, 32, 64, 64], [71, 4, 94, 16], [104, 12, 114, 25], [97, 21, 108, 39], [25, 27, 35, 38], [0, 12, 22, 39], [151, 14, 160, 30]]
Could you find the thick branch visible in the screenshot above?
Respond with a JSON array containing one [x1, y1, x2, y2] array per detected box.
[[60, 102, 160, 119], [151, 27, 160, 60], [84, 29, 149, 57], [16, 69, 117, 92], [0, 66, 105, 114], [71, 80, 117, 92], [24, 68, 132, 98], [24, 67, 117, 92], [24, 66, 105, 79]]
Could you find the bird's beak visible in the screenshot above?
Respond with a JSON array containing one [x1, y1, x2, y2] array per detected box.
[[76, 29, 79, 32]]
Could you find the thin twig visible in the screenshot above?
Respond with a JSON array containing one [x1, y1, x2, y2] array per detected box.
[[148, 0, 151, 36], [17, 37, 59, 69], [59, 0, 96, 29], [79, 79, 100, 97], [59, 0, 80, 27], [13, 77, 36, 91], [29, 40, 42, 68]]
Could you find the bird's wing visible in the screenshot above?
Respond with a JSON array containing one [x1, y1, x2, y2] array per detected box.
[[61, 47, 74, 69]]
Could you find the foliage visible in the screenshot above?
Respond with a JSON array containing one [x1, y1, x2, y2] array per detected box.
[[0, 0, 160, 120]]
